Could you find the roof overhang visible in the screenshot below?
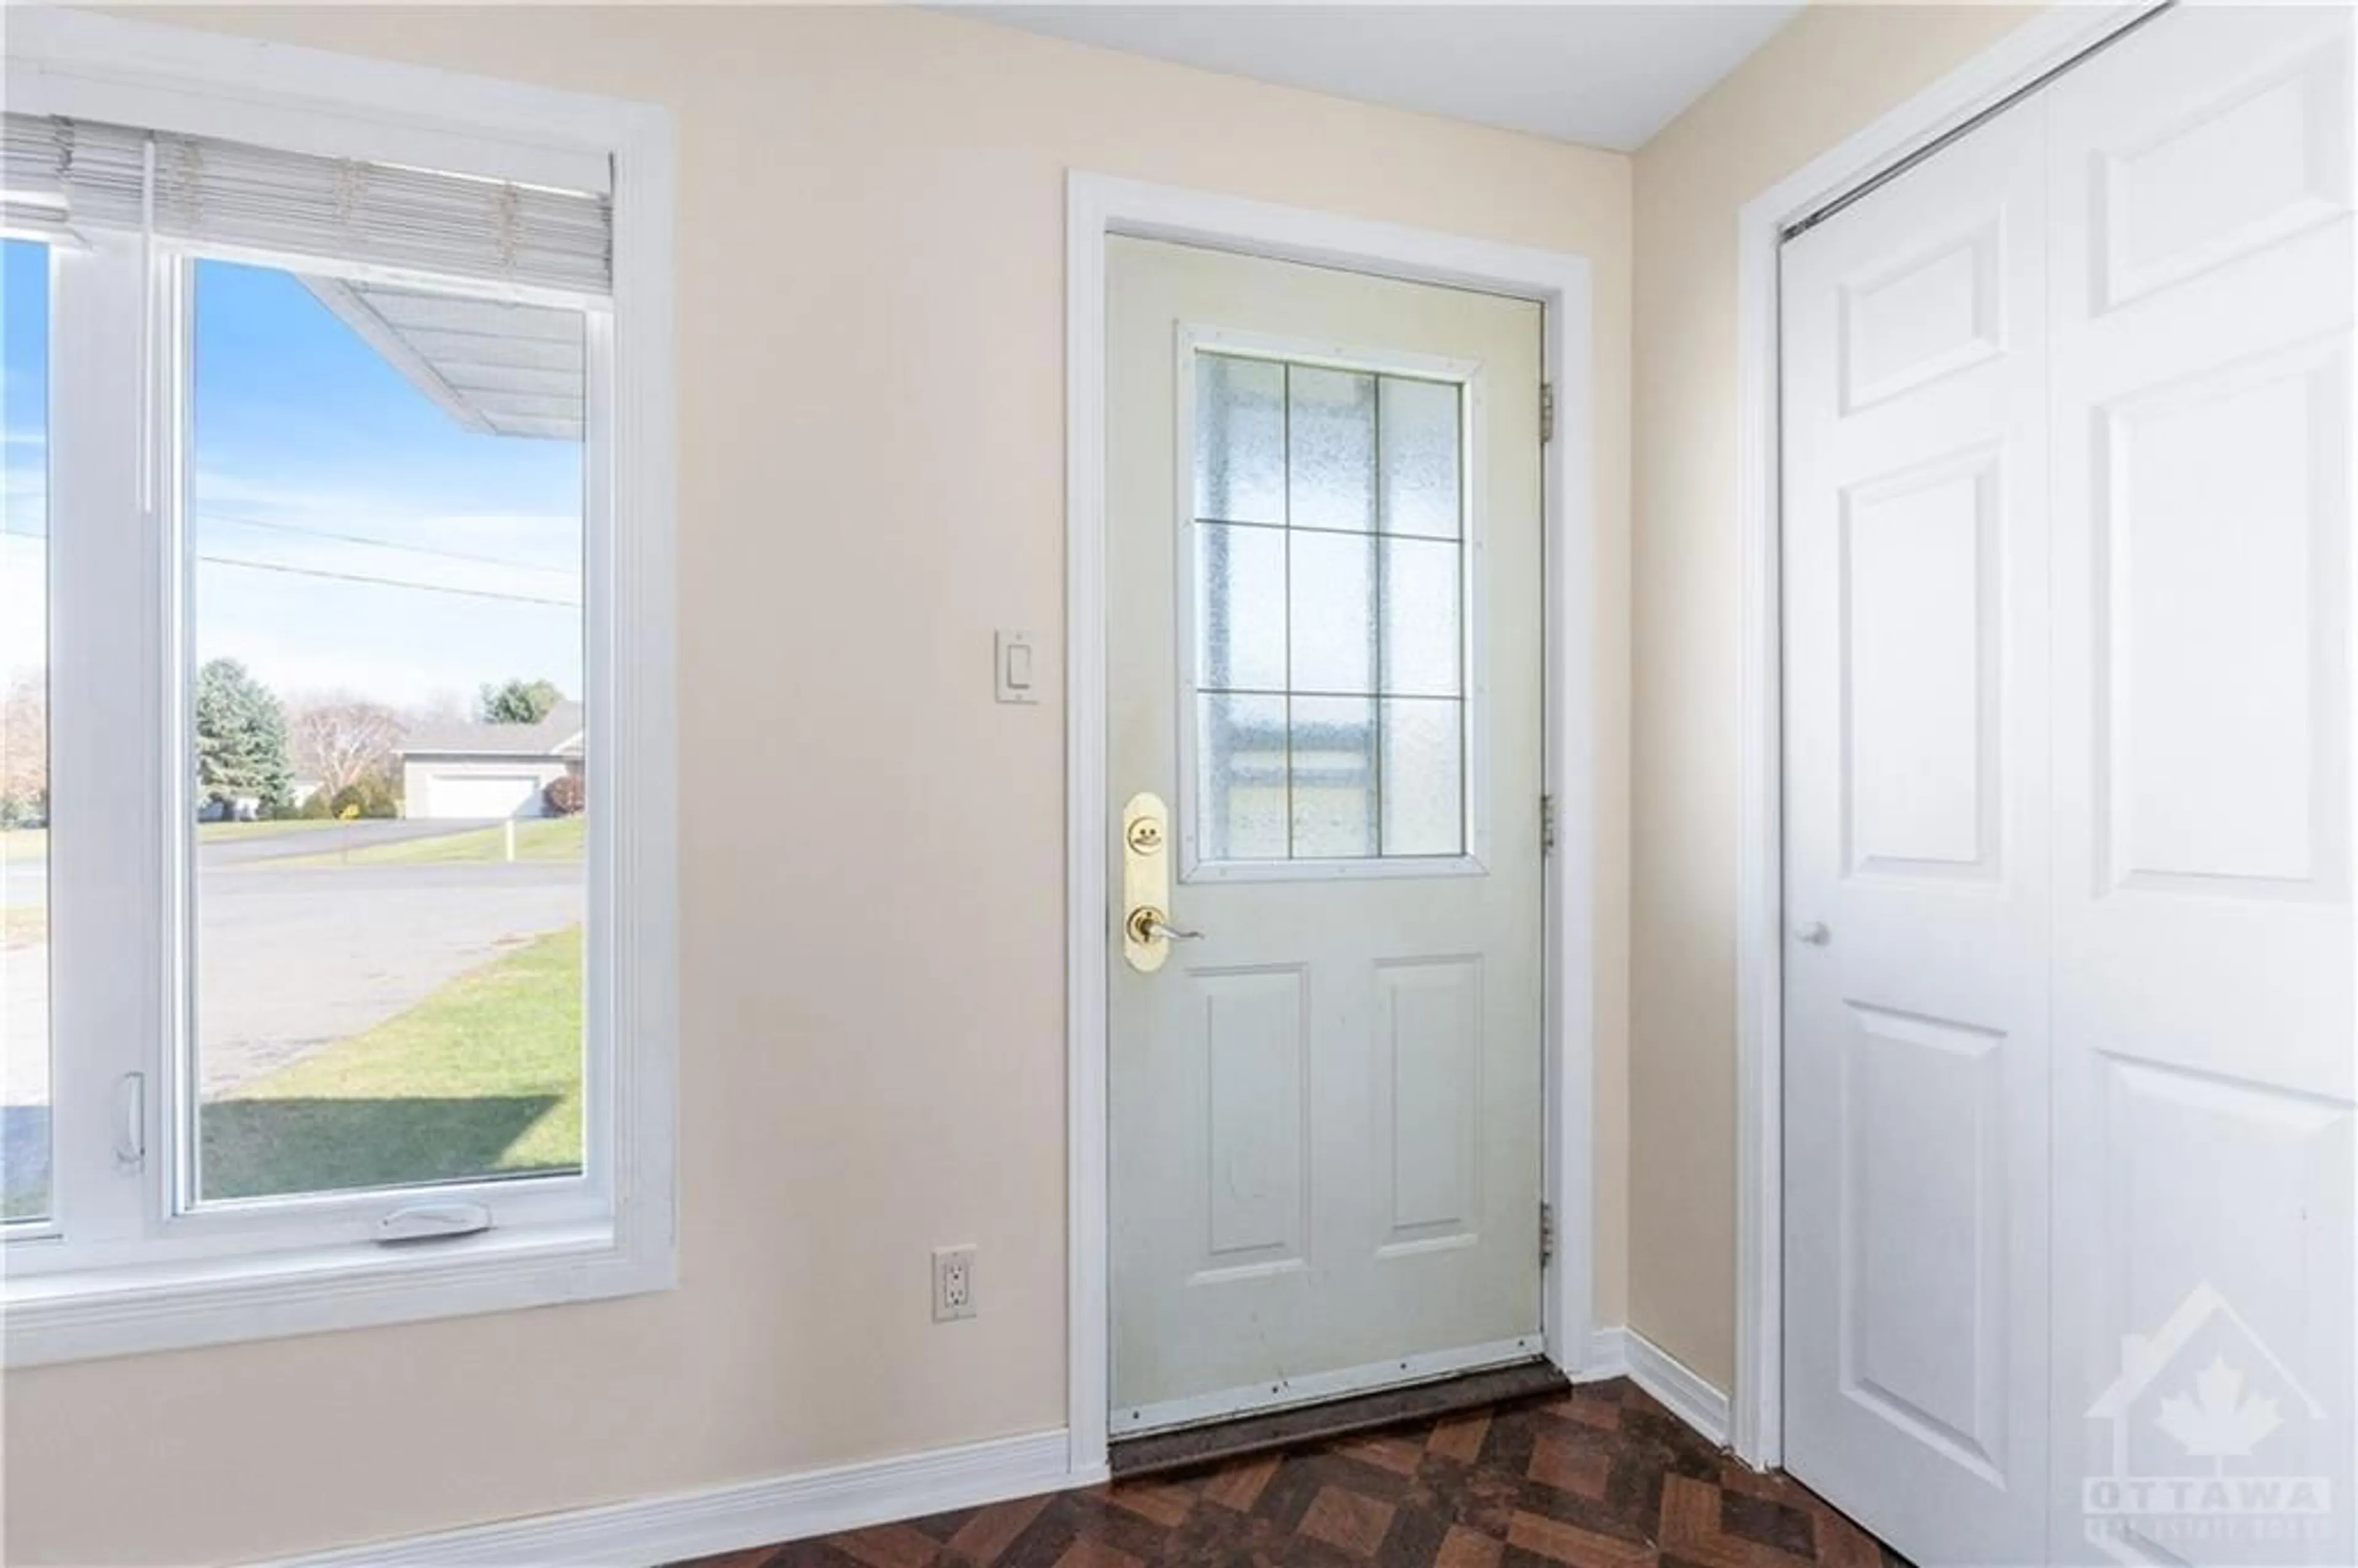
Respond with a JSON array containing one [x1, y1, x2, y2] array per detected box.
[[303, 278, 585, 441]]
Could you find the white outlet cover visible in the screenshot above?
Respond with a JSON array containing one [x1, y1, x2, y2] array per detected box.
[[932, 1245, 977, 1322]]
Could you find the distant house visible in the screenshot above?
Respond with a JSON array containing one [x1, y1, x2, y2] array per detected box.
[[398, 701, 584, 820]]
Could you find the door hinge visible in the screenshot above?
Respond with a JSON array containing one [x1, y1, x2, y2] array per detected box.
[[1539, 1200, 1556, 1267], [1540, 793, 1557, 855], [1539, 381, 1556, 446]]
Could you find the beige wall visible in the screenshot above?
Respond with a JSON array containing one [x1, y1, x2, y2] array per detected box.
[[1625, 3, 2036, 1393], [3, 9, 1632, 1562]]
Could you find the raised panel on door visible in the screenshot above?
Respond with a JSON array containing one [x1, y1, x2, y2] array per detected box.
[[1841, 448, 2004, 881], [2047, 9, 2357, 1563], [1838, 1003, 2011, 1485], [1371, 957, 1482, 1257], [1781, 88, 2052, 1568], [1196, 967, 1309, 1278]]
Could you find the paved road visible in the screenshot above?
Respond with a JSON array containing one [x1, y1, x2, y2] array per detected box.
[[2, 857, 583, 1109], [1, 817, 501, 903], [203, 817, 497, 866]]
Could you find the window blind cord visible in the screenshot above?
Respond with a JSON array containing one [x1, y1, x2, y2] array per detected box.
[[138, 131, 155, 517]]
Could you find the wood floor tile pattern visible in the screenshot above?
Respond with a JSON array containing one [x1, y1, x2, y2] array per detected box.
[[678, 1379, 1906, 1568]]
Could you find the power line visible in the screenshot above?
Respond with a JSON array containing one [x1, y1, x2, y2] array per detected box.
[[3, 525, 582, 607], [195, 553, 580, 608], [195, 510, 579, 577], [5, 516, 579, 582]]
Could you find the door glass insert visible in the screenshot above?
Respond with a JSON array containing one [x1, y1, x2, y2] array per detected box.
[[1191, 350, 1468, 864]]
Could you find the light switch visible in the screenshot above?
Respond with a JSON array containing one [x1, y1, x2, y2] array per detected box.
[[995, 630, 1040, 705]]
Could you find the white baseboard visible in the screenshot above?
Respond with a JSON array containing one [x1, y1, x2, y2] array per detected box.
[[1574, 1324, 1632, 1380], [1595, 1324, 1729, 1448], [267, 1333, 1726, 1566], [267, 1429, 1084, 1568]]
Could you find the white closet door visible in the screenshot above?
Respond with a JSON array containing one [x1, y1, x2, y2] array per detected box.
[[2047, 8, 2356, 1565], [1780, 94, 2054, 1568]]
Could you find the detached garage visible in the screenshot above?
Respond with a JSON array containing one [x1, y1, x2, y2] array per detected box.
[[399, 701, 585, 820]]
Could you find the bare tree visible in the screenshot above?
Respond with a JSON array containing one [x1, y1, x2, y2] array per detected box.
[[285, 692, 407, 796], [1, 670, 47, 814], [408, 691, 467, 730]]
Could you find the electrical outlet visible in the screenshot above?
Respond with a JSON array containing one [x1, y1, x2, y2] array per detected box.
[[932, 1245, 977, 1322]]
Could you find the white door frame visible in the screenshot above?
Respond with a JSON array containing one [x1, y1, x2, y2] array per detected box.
[[1729, 2, 2163, 1471], [1065, 173, 1598, 1480]]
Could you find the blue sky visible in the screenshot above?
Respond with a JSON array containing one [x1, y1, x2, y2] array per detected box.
[[2, 239, 584, 712]]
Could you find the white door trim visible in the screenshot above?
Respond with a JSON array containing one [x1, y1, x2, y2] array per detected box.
[[1065, 173, 1598, 1479], [1729, 1, 2163, 1471]]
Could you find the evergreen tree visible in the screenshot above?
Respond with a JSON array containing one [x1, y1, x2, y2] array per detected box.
[[478, 677, 562, 725], [195, 658, 293, 813]]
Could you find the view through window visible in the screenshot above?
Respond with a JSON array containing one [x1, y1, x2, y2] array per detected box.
[[2, 239, 50, 1223], [187, 259, 588, 1202]]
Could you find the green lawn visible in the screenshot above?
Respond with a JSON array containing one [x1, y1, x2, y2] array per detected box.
[[279, 815, 585, 869], [200, 926, 584, 1200]]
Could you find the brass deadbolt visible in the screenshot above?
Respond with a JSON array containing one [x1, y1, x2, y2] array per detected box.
[[1126, 817, 1165, 855]]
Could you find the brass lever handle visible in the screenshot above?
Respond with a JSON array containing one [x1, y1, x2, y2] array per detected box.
[[1127, 907, 1202, 945]]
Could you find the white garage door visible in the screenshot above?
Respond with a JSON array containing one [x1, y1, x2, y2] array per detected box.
[[427, 774, 541, 819]]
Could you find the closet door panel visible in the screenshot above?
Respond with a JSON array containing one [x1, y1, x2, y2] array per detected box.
[[1780, 93, 2054, 1568], [2047, 9, 2357, 1565]]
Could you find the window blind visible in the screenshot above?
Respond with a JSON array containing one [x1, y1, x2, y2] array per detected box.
[[0, 112, 611, 294]]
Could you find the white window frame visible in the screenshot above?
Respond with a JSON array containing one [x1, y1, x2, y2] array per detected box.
[[2, 9, 677, 1368], [1173, 324, 1493, 884]]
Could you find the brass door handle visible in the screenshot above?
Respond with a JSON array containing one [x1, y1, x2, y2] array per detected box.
[[1122, 791, 1199, 972], [1126, 907, 1202, 946]]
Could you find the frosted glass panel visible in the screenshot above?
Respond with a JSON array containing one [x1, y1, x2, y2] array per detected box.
[[1290, 530, 1377, 694], [1197, 524, 1287, 692], [1382, 699, 1465, 856], [1194, 355, 1285, 525], [1291, 697, 1377, 857], [1381, 538, 1460, 697], [1187, 350, 1474, 867], [1287, 367, 1376, 532], [1380, 378, 1461, 538], [1198, 694, 1290, 860]]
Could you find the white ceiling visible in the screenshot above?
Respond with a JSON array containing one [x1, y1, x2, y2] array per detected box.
[[957, 4, 1800, 152]]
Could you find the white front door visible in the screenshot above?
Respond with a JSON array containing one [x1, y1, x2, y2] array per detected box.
[[1105, 236, 1547, 1435], [1783, 8, 2356, 1566]]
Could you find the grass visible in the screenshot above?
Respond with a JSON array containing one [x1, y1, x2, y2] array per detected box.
[[279, 815, 585, 869], [200, 926, 584, 1200]]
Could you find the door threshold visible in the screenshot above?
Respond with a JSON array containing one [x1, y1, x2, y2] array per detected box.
[[1107, 1357, 1566, 1479]]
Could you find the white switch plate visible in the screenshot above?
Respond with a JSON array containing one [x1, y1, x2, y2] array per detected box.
[[995, 630, 1039, 705]]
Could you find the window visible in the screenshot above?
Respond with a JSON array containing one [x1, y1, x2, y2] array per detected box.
[[187, 259, 588, 1205], [1186, 347, 1473, 872], [1, 17, 674, 1368], [2, 239, 50, 1227]]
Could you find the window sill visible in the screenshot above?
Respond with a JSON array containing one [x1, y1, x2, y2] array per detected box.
[[3, 1219, 675, 1367]]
